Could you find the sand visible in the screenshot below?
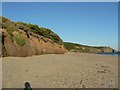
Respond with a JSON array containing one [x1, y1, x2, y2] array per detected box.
[[2, 53, 118, 88], [0, 58, 2, 89]]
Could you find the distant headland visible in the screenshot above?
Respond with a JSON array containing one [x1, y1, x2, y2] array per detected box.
[[0, 16, 115, 57]]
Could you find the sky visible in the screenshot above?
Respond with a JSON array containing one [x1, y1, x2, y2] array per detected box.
[[2, 2, 118, 50], [1, 0, 120, 2]]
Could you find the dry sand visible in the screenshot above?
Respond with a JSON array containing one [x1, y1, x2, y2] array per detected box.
[[2, 53, 118, 88], [0, 58, 2, 89]]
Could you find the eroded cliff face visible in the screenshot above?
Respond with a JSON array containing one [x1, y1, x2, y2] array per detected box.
[[0, 17, 114, 57], [0, 17, 67, 57], [1, 29, 66, 57]]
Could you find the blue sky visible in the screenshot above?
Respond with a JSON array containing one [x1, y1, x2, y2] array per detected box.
[[2, 2, 118, 50]]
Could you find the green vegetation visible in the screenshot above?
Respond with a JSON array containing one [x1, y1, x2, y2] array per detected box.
[[6, 26, 17, 35], [15, 21, 63, 45], [64, 42, 88, 52], [15, 35, 25, 46], [1, 16, 114, 55], [64, 42, 80, 50], [64, 42, 113, 53], [1, 17, 18, 42], [1, 16, 9, 23], [6, 26, 17, 42], [1, 16, 64, 45]]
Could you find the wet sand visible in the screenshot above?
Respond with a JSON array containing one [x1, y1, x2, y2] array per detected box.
[[2, 53, 118, 88]]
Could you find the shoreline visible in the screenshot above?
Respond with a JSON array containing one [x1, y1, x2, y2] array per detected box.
[[1, 52, 118, 58]]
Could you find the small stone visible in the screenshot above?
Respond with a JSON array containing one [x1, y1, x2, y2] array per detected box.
[[101, 77, 104, 79], [25, 69, 29, 71], [35, 75, 38, 78], [80, 80, 83, 84], [82, 85, 86, 88]]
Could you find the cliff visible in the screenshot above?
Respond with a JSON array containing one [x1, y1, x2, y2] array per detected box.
[[0, 17, 66, 57], [0, 17, 115, 57]]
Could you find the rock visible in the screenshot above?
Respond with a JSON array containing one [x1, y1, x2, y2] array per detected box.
[[82, 85, 86, 88], [79, 80, 83, 84], [1, 17, 66, 57]]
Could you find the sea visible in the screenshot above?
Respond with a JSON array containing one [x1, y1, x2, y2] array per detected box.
[[97, 52, 120, 56]]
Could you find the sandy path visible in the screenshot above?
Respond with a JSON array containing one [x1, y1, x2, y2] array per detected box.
[[2, 53, 118, 88]]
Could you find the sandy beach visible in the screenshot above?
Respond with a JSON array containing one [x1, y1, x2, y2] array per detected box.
[[0, 58, 2, 89], [2, 53, 118, 88]]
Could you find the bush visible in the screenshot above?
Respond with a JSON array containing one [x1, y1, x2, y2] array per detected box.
[[14, 21, 64, 45], [1, 16, 64, 45], [6, 26, 17, 42], [6, 26, 14, 35], [2, 17, 9, 23], [15, 35, 25, 46], [1, 23, 9, 29]]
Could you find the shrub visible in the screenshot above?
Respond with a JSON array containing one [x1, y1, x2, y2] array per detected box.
[[15, 35, 25, 46], [2, 16, 64, 46], [6, 26, 17, 42], [6, 26, 14, 35], [1, 23, 9, 29], [2, 17, 9, 23]]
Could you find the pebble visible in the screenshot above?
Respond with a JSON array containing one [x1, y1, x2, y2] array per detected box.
[[25, 69, 29, 71], [82, 85, 86, 88], [79, 80, 83, 84], [35, 75, 38, 78]]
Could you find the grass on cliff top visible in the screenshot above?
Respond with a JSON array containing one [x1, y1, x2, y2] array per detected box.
[[64, 42, 88, 50], [15, 22, 64, 45], [64, 42, 112, 53], [15, 35, 25, 46], [1, 16, 64, 45]]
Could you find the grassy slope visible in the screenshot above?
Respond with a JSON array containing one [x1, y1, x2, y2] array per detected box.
[[1, 16, 63, 46], [64, 42, 114, 53], [1, 16, 114, 53]]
